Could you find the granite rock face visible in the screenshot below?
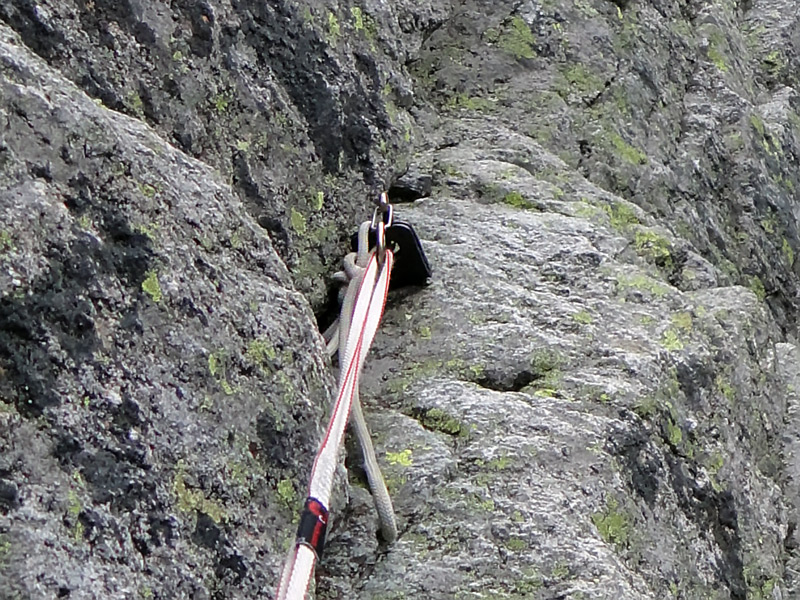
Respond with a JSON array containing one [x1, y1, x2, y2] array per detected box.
[[0, 0, 450, 308], [0, 23, 334, 599], [2, 0, 800, 599]]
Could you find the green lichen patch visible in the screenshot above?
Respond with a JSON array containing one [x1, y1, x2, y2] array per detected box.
[[326, 10, 340, 45], [573, 199, 604, 220], [512, 568, 543, 594], [0, 534, 10, 565], [438, 163, 463, 179], [312, 190, 324, 211], [665, 417, 683, 446], [0, 230, 14, 253], [386, 449, 413, 467], [671, 312, 693, 332], [418, 325, 432, 339], [387, 359, 484, 396], [502, 191, 536, 209], [603, 202, 640, 230], [273, 370, 298, 405], [748, 275, 766, 301], [661, 329, 684, 352], [208, 352, 222, 377], [571, 310, 593, 324], [743, 563, 779, 600], [66, 488, 85, 541], [227, 460, 251, 489], [529, 348, 563, 374], [350, 6, 365, 31], [478, 497, 495, 512], [173, 464, 226, 523], [72, 521, 85, 543], [276, 478, 296, 510], [749, 113, 766, 137], [613, 8, 641, 51], [608, 131, 648, 165], [213, 93, 229, 113], [610, 85, 633, 117], [141, 270, 163, 303], [550, 561, 570, 580], [290, 208, 307, 235], [707, 451, 725, 492], [466, 364, 485, 380], [706, 32, 729, 72], [715, 374, 735, 402], [760, 213, 777, 234], [633, 396, 660, 420], [487, 454, 512, 471], [417, 407, 470, 437], [445, 93, 495, 112], [138, 182, 158, 198], [558, 64, 605, 99], [126, 91, 144, 116], [505, 537, 529, 552], [635, 230, 673, 269], [782, 238, 794, 265], [725, 130, 745, 152], [208, 350, 235, 395], [308, 224, 336, 246], [245, 337, 277, 373], [529, 348, 564, 388], [495, 17, 536, 60], [762, 49, 784, 78], [616, 273, 671, 297], [134, 223, 160, 242], [591, 498, 630, 548], [533, 387, 558, 398]]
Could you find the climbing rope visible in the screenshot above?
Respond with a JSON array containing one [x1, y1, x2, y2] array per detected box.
[[325, 218, 398, 543], [276, 199, 396, 600]]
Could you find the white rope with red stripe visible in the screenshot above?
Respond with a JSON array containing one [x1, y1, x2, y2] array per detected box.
[[275, 230, 394, 600], [325, 221, 398, 543]]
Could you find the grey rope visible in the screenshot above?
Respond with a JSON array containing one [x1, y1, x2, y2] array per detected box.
[[324, 221, 398, 543]]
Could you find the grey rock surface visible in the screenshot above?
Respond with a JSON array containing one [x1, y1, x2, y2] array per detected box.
[[1, 0, 800, 599], [0, 0, 450, 308], [344, 174, 790, 599], [0, 24, 330, 599]]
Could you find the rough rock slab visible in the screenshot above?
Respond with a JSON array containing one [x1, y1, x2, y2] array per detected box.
[[1, 0, 800, 598], [320, 125, 790, 599], [0, 24, 332, 599]]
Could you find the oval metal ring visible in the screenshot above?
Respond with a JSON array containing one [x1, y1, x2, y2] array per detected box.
[[371, 204, 393, 229], [375, 221, 387, 264]]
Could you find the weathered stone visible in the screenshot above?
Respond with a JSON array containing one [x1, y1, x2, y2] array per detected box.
[[389, 167, 433, 202], [0, 24, 331, 599], [1, 0, 800, 598]]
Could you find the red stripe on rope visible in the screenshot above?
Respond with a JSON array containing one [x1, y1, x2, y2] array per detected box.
[[277, 250, 393, 600]]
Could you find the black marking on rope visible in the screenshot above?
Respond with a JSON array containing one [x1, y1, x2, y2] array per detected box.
[[296, 497, 329, 558]]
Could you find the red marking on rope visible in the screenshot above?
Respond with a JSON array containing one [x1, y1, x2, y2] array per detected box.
[[277, 250, 394, 600], [308, 254, 384, 489], [297, 497, 329, 558]]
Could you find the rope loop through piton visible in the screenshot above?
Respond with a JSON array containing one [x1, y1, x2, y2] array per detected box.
[[275, 195, 397, 600]]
